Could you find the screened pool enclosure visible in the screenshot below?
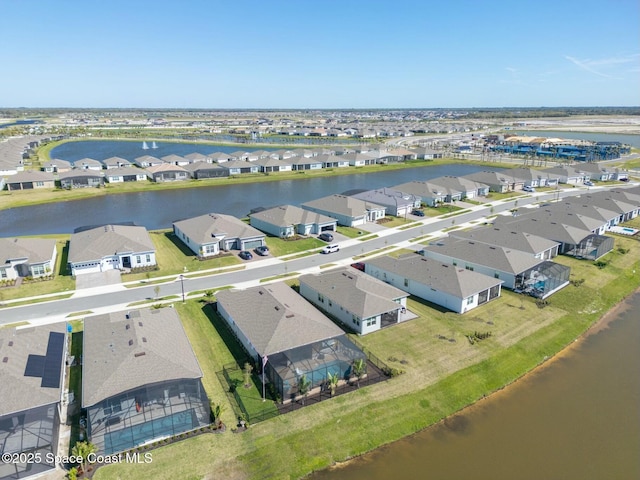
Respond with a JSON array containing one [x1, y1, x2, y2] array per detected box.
[[264, 336, 366, 402]]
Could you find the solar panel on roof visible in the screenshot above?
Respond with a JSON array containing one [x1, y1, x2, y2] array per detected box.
[[41, 332, 65, 388], [24, 354, 45, 377]]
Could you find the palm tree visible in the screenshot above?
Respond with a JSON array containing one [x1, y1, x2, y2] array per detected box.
[[327, 372, 339, 397], [211, 402, 226, 428], [297, 374, 311, 405], [71, 440, 96, 475], [352, 358, 367, 388]]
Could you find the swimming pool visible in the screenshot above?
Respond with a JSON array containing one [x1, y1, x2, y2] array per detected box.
[[103, 409, 196, 454]]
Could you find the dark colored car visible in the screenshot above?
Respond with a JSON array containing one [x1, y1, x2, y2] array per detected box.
[[412, 209, 425, 217], [318, 232, 334, 242], [351, 262, 365, 271], [254, 245, 269, 256], [239, 250, 253, 260]]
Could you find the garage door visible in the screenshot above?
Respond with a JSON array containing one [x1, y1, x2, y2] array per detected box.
[[320, 224, 335, 231], [242, 239, 263, 250]]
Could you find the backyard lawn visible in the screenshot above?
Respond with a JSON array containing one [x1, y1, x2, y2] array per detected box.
[[265, 235, 324, 257]]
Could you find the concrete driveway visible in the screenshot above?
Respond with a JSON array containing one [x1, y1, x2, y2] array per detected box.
[[75, 270, 122, 290]]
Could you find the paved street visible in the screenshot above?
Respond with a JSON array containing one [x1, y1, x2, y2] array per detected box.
[[0, 185, 610, 326]]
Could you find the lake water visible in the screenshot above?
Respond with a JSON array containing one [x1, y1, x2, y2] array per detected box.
[[312, 290, 640, 480], [0, 163, 490, 236], [49, 140, 280, 163]]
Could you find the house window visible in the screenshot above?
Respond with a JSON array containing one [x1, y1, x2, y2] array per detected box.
[[404, 278, 409, 287], [32, 265, 45, 276], [465, 265, 474, 271], [466, 296, 474, 305], [318, 293, 324, 303], [146, 254, 151, 262], [494, 272, 500, 279], [136, 256, 141, 264], [35, 181, 44, 187], [0, 268, 6, 278], [328, 300, 332, 307], [452, 261, 457, 266]]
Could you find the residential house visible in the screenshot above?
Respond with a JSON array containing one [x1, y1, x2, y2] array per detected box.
[[103, 157, 132, 169], [421, 237, 570, 299], [161, 154, 190, 166], [428, 176, 490, 199], [184, 152, 210, 164], [183, 162, 229, 179], [411, 147, 443, 159], [145, 163, 190, 182], [319, 154, 350, 168], [173, 213, 266, 257], [74, 158, 103, 171], [58, 170, 105, 189], [209, 152, 232, 164], [463, 171, 511, 193], [302, 194, 386, 227], [450, 226, 560, 260], [299, 267, 409, 335], [392, 180, 449, 206], [341, 152, 377, 166], [351, 188, 421, 217], [133, 155, 164, 168], [5, 171, 55, 191], [253, 157, 293, 173], [289, 155, 323, 171], [82, 308, 210, 455], [104, 167, 148, 183], [68, 224, 156, 276], [42, 159, 72, 173], [220, 160, 259, 175], [250, 205, 337, 237], [216, 283, 367, 401], [0, 237, 57, 280], [542, 166, 588, 185], [364, 254, 503, 314], [505, 167, 558, 188], [0, 323, 67, 479]]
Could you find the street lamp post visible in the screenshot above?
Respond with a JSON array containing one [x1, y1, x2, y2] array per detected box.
[[179, 274, 185, 303]]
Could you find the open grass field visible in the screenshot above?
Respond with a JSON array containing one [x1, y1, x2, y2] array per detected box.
[[94, 233, 640, 480]]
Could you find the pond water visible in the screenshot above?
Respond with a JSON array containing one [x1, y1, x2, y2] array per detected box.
[[311, 290, 640, 480]]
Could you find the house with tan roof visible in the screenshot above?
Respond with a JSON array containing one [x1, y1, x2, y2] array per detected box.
[[82, 308, 210, 455], [302, 194, 386, 227]]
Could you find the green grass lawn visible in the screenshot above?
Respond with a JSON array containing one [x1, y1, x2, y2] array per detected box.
[[95, 233, 640, 480], [336, 225, 371, 238], [265, 236, 324, 257], [423, 204, 464, 217]]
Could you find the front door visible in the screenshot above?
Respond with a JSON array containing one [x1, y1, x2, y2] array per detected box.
[[122, 256, 131, 268]]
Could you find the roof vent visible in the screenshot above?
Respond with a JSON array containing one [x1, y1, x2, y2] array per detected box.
[[2, 357, 8, 363], [126, 324, 130, 330], [274, 306, 280, 311], [134, 352, 146, 358], [138, 321, 143, 327], [8, 341, 13, 347], [142, 337, 147, 343], [128, 340, 134, 346], [286, 314, 294, 318]]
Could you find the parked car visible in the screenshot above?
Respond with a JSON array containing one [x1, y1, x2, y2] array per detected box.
[[321, 244, 340, 254], [411, 209, 425, 217], [523, 186, 536, 192], [318, 232, 334, 242], [584, 181, 594, 187], [239, 250, 253, 260], [254, 245, 269, 256], [351, 262, 365, 271]]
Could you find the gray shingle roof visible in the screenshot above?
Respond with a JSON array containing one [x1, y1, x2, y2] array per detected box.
[[299, 267, 408, 318], [173, 213, 264, 244], [302, 194, 385, 218], [251, 205, 336, 228], [0, 323, 67, 416], [450, 226, 559, 256], [365, 254, 503, 299], [0, 237, 56, 264], [82, 307, 203, 407], [216, 283, 343, 357], [68, 225, 155, 263], [422, 237, 543, 274]]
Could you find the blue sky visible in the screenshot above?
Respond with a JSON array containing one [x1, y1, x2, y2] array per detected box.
[[1, 0, 638, 108]]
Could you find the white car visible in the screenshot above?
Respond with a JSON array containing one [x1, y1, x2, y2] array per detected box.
[[523, 186, 536, 193], [321, 244, 340, 254]]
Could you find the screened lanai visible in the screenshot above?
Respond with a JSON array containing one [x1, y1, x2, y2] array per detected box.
[[265, 335, 366, 402]]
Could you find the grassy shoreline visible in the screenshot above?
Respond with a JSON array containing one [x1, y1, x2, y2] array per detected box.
[[92, 231, 640, 480]]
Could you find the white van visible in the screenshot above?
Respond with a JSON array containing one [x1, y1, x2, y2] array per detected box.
[[321, 244, 340, 254]]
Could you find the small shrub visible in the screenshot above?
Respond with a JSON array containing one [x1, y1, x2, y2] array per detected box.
[[536, 298, 549, 309], [570, 278, 585, 287], [594, 260, 608, 269]]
